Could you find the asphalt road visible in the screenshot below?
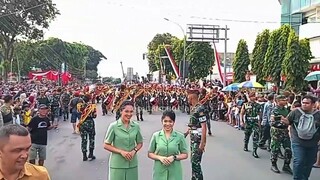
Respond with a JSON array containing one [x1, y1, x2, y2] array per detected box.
[[44, 108, 319, 180]]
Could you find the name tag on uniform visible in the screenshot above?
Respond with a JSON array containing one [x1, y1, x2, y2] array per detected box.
[[191, 130, 198, 134], [198, 116, 207, 123]]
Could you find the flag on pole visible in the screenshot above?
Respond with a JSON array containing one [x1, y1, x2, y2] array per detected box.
[[164, 45, 180, 78]]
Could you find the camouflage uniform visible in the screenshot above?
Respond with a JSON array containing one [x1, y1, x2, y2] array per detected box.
[[135, 95, 144, 121], [79, 102, 97, 161], [51, 93, 61, 125], [200, 95, 212, 135], [243, 102, 261, 157], [270, 105, 292, 173], [60, 92, 70, 121], [188, 104, 207, 180]]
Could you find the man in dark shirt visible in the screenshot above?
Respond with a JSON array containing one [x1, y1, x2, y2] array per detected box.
[[27, 104, 54, 166], [283, 95, 320, 180]]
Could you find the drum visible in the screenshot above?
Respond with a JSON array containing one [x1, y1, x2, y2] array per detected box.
[[170, 98, 176, 104], [106, 95, 113, 105], [150, 97, 156, 106]]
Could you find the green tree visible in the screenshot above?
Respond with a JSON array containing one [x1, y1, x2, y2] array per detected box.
[[12, 38, 106, 79], [263, 25, 291, 86], [147, 33, 177, 73], [300, 38, 313, 66], [113, 78, 121, 84], [251, 29, 269, 84], [186, 42, 214, 80], [233, 39, 250, 82], [85, 70, 98, 80], [12, 40, 37, 77], [263, 29, 281, 82], [102, 77, 114, 83], [0, 0, 59, 77], [282, 35, 312, 92]]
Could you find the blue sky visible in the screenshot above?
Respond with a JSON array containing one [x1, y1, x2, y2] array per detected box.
[[44, 0, 281, 78]]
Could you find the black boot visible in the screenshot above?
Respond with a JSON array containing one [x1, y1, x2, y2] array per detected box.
[[83, 152, 88, 161], [140, 114, 144, 121], [88, 148, 96, 161], [271, 161, 280, 173], [136, 116, 140, 121], [282, 163, 293, 175], [243, 144, 248, 151], [267, 145, 271, 152], [252, 148, 259, 158]]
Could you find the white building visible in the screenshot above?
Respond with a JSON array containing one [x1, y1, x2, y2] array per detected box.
[[281, 0, 320, 68]]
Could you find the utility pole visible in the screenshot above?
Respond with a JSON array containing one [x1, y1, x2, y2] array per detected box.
[[223, 25, 229, 86]]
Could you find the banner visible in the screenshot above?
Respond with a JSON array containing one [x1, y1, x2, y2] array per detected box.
[[164, 45, 180, 78], [28, 70, 72, 85]]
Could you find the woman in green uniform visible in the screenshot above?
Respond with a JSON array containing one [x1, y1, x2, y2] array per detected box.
[[104, 100, 143, 180], [148, 110, 188, 180]]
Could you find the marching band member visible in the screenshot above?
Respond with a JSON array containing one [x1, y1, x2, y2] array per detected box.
[[134, 87, 144, 121], [114, 85, 126, 120], [78, 94, 97, 161]]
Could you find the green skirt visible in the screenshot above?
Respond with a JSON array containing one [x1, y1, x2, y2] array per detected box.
[[109, 167, 138, 180]]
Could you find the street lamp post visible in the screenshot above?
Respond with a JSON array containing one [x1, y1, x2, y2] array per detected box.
[[164, 18, 186, 83]]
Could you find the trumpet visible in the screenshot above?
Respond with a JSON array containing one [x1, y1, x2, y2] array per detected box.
[[199, 91, 214, 105], [134, 88, 145, 100], [113, 85, 135, 112]]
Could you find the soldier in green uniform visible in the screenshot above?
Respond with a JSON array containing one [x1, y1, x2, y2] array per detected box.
[[199, 89, 212, 136], [135, 93, 144, 121], [78, 95, 97, 161], [241, 92, 261, 158], [184, 89, 207, 180], [270, 95, 293, 174]]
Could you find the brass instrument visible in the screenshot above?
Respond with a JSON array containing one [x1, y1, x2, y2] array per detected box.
[[106, 87, 115, 95], [134, 88, 145, 101], [199, 90, 214, 105], [113, 85, 135, 112], [77, 104, 96, 128]]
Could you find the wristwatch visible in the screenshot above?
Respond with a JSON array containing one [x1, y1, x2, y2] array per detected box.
[[134, 148, 138, 152], [173, 155, 177, 160]]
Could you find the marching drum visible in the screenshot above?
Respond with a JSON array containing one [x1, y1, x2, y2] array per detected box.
[[150, 97, 156, 106], [170, 98, 176, 104]]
